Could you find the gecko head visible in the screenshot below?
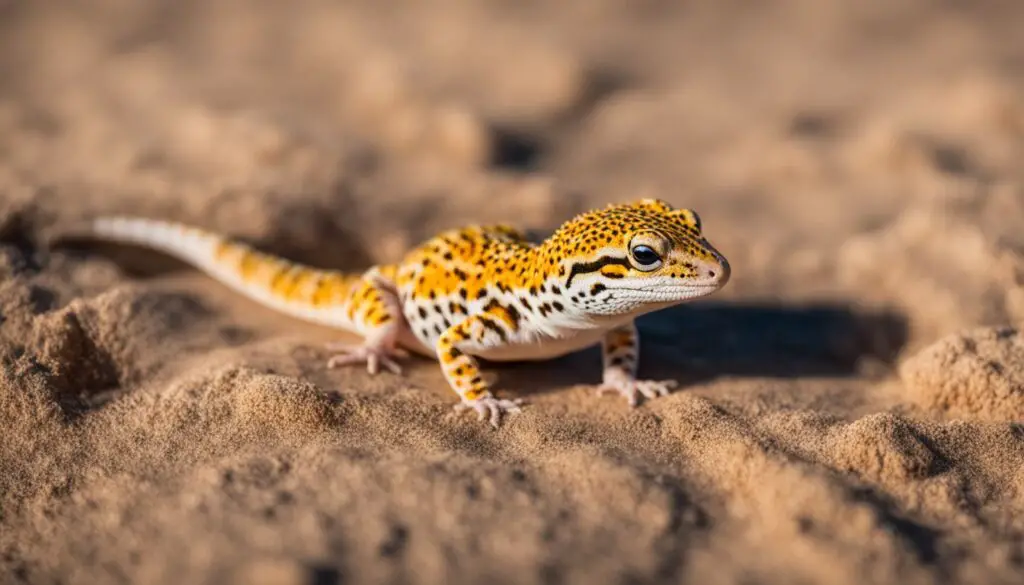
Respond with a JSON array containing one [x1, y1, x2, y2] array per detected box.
[[554, 198, 730, 318]]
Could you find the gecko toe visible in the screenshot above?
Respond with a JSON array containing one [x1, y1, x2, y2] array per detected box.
[[454, 395, 523, 427], [637, 383, 660, 400], [380, 356, 403, 375], [326, 342, 406, 376], [597, 378, 677, 407]]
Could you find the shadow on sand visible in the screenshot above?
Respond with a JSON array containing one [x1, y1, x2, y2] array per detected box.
[[492, 301, 909, 396]]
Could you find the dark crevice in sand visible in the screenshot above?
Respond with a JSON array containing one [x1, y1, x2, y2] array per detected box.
[[788, 112, 837, 139], [307, 565, 342, 585], [489, 66, 631, 173], [568, 68, 633, 123], [260, 189, 376, 272], [929, 143, 973, 176], [489, 126, 545, 171], [847, 486, 942, 565], [646, 474, 711, 583], [0, 208, 45, 277], [52, 240, 205, 279]]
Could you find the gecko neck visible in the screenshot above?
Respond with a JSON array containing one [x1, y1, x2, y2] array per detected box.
[[500, 238, 623, 334], [516, 237, 568, 290]]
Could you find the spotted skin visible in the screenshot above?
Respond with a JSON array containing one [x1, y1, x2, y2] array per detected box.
[[85, 199, 730, 427], [602, 321, 639, 378]]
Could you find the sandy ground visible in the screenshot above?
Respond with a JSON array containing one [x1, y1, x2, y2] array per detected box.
[[2, 1, 1024, 583]]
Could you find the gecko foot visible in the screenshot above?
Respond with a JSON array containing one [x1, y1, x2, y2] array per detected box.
[[596, 377, 678, 407], [325, 340, 409, 375], [454, 395, 524, 428]]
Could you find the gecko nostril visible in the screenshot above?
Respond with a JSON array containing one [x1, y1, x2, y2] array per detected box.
[[708, 270, 716, 278]]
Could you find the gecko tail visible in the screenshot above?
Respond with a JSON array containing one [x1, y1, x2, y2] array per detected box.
[[90, 216, 223, 267], [83, 216, 362, 328]]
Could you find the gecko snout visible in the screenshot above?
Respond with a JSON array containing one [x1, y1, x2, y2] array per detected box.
[[698, 253, 730, 288]]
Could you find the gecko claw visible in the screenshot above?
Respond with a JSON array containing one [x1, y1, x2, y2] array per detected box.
[[596, 378, 678, 407], [326, 341, 408, 375], [454, 395, 524, 428]]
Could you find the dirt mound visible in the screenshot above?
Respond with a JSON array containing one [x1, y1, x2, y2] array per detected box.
[[901, 325, 1024, 422]]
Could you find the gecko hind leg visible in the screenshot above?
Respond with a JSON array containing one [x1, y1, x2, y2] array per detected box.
[[325, 273, 411, 375]]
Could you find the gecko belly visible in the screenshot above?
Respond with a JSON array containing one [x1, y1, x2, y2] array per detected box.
[[472, 328, 608, 362]]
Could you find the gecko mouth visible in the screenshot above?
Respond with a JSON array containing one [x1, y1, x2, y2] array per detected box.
[[612, 284, 723, 301], [616, 282, 723, 293]]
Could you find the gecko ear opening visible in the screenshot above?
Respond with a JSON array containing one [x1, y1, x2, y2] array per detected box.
[[671, 209, 701, 231]]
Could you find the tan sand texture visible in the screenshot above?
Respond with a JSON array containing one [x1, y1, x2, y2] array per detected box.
[[2, 1, 1024, 583]]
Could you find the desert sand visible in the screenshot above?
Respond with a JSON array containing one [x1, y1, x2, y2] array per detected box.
[[2, 1, 1024, 584]]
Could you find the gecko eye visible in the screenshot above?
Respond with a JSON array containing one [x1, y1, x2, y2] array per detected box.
[[630, 244, 662, 270]]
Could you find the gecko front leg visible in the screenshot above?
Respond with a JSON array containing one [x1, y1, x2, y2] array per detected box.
[[326, 270, 410, 375], [435, 315, 523, 427], [596, 321, 677, 406]]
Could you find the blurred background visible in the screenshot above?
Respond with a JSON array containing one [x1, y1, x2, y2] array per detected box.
[[5, 3, 1024, 584], [2, 0, 1023, 344]]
